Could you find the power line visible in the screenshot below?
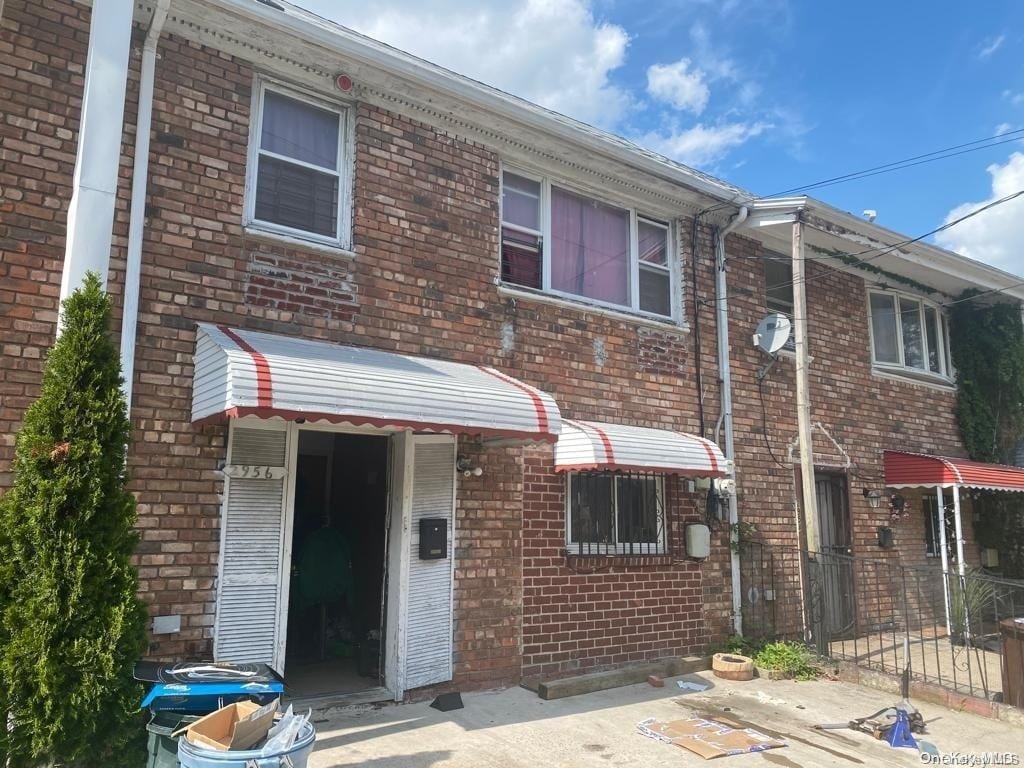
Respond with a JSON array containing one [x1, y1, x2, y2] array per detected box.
[[699, 127, 1024, 216]]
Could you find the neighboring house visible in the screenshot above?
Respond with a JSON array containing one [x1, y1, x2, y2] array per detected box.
[[2, 0, 1023, 701]]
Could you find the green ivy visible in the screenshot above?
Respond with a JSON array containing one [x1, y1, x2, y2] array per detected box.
[[949, 294, 1024, 578], [807, 244, 939, 295], [949, 294, 1024, 463]]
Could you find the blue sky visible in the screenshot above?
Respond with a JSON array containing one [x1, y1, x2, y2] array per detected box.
[[297, 0, 1024, 275]]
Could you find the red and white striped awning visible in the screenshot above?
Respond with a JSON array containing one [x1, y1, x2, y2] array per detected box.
[[884, 450, 1024, 493], [554, 419, 728, 476], [192, 324, 561, 441]]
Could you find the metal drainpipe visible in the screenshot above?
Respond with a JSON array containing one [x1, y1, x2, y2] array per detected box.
[[120, 0, 170, 412], [715, 206, 748, 636]]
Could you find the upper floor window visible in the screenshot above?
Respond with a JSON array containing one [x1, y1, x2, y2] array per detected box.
[[567, 471, 665, 555], [868, 290, 952, 380], [500, 168, 676, 320], [763, 253, 796, 352], [246, 80, 351, 248]]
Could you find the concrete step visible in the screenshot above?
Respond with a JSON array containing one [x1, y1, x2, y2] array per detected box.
[[535, 655, 711, 700]]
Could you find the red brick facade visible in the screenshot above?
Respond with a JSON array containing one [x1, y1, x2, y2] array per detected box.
[[0, 0, 978, 694]]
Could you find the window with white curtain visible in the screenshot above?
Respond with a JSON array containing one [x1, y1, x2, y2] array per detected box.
[[868, 290, 953, 380], [246, 80, 350, 247], [500, 167, 677, 320]]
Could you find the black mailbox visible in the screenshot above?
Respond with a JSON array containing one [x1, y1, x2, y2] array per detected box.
[[877, 525, 894, 549], [419, 518, 447, 560]]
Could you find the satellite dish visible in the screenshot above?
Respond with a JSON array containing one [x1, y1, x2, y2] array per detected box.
[[753, 313, 792, 354]]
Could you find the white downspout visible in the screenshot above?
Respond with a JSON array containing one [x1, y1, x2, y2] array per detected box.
[[120, 0, 170, 411], [58, 0, 135, 314], [714, 206, 748, 635]]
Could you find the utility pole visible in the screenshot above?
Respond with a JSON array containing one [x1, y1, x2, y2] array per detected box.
[[792, 215, 820, 552]]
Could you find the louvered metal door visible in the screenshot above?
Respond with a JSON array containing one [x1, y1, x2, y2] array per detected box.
[[404, 437, 456, 690], [214, 424, 290, 667]]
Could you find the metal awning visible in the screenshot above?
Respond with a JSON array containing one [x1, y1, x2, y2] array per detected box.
[[884, 450, 1024, 493], [191, 324, 561, 441], [554, 419, 728, 476]]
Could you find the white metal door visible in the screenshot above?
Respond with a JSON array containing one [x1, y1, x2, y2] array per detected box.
[[403, 435, 456, 690], [213, 421, 292, 669]]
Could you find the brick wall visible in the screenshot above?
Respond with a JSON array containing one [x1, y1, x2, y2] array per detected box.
[[0, 0, 982, 694]]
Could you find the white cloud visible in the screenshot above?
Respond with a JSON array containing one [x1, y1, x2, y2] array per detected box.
[[639, 121, 771, 168], [995, 122, 1016, 136], [1002, 90, 1024, 107], [935, 152, 1024, 275], [978, 34, 1005, 59], [646, 59, 710, 114], [302, 0, 632, 128]]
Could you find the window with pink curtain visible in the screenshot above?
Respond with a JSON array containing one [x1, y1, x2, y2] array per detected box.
[[550, 186, 630, 306]]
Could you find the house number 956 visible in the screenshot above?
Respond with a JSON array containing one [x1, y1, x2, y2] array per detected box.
[[225, 465, 283, 480]]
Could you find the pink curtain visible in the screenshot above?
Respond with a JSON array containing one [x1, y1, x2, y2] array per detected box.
[[551, 187, 629, 305]]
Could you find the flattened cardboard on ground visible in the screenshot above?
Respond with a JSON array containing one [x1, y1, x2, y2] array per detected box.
[[648, 717, 786, 759], [171, 699, 278, 751]]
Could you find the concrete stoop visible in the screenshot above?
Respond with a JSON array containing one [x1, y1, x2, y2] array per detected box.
[[836, 662, 1024, 727], [527, 655, 712, 700]]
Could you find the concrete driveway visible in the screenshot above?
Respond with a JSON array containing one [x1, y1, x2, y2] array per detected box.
[[307, 672, 1023, 767]]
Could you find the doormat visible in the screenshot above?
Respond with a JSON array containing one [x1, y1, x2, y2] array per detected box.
[[637, 717, 787, 760]]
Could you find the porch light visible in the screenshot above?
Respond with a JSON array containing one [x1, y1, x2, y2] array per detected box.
[[456, 456, 483, 477], [863, 488, 884, 508]]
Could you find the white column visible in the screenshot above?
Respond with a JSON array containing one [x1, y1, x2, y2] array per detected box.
[[936, 485, 952, 636], [58, 0, 135, 311], [792, 216, 819, 552], [952, 484, 970, 640]]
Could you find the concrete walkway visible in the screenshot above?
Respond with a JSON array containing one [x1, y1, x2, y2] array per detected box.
[[307, 672, 1023, 767]]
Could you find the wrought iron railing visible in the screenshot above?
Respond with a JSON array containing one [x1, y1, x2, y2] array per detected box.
[[738, 541, 1024, 703], [567, 471, 666, 556]]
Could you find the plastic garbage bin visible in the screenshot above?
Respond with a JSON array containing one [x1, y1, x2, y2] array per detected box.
[[177, 721, 316, 768], [1000, 618, 1024, 708], [146, 712, 200, 768]]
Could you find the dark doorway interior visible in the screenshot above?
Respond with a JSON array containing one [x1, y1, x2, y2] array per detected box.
[[814, 471, 855, 637], [285, 431, 389, 698]]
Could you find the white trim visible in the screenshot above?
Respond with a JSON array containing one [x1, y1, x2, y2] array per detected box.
[[499, 164, 681, 324], [866, 287, 954, 383], [244, 74, 355, 250], [564, 471, 666, 555], [870, 369, 956, 392], [274, 421, 299, 672], [497, 285, 689, 331], [385, 430, 413, 701]]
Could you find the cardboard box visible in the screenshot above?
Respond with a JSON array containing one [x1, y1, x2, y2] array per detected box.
[[172, 700, 278, 751], [642, 717, 786, 760]]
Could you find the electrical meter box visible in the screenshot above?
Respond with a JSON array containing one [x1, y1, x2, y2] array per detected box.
[[685, 523, 711, 559], [419, 518, 447, 560]]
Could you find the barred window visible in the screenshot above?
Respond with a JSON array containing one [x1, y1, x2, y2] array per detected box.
[[567, 471, 665, 555]]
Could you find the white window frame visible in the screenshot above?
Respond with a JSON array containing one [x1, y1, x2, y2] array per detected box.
[[866, 288, 953, 383], [244, 75, 355, 250], [564, 472, 666, 555], [499, 164, 681, 323]]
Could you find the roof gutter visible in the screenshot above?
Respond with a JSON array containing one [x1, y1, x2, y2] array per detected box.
[[203, 0, 747, 208], [120, 0, 171, 413]]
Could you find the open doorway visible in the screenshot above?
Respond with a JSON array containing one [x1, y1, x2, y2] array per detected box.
[[284, 431, 390, 698]]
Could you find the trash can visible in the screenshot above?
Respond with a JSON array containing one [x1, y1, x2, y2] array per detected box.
[[177, 721, 316, 768], [146, 712, 200, 768], [1000, 618, 1024, 708]]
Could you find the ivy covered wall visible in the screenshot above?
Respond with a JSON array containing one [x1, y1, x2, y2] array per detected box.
[[949, 294, 1024, 577]]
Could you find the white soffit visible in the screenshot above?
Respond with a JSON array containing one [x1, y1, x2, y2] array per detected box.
[[192, 323, 561, 441]]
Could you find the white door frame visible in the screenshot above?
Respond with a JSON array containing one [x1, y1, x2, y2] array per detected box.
[[272, 420, 404, 688]]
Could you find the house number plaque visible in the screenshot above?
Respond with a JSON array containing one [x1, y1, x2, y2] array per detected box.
[[223, 465, 285, 480]]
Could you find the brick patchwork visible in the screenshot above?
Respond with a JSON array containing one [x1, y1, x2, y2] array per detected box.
[[0, 0, 982, 696]]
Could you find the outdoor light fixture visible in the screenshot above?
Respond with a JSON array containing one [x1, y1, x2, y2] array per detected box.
[[456, 456, 483, 478], [863, 488, 884, 508]]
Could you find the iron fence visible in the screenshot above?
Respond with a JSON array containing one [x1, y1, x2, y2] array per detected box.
[[739, 541, 1024, 702]]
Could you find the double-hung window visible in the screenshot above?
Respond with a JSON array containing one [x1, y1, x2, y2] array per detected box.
[[567, 471, 665, 555], [868, 290, 953, 380], [246, 80, 351, 248], [500, 168, 676, 320]]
